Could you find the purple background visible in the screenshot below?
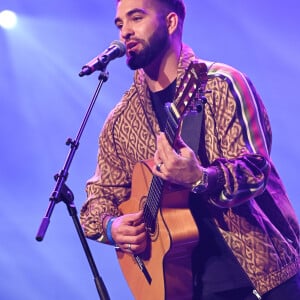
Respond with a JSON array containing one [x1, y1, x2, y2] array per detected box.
[[1, 1, 299, 299]]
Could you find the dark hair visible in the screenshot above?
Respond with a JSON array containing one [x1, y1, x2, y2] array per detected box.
[[156, 0, 186, 24], [116, 0, 186, 24]]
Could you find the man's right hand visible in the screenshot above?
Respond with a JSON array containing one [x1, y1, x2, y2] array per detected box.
[[109, 210, 147, 254]]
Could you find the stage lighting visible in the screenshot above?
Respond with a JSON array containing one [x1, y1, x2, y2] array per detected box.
[[0, 10, 18, 29]]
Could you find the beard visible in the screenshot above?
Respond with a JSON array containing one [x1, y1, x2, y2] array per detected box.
[[126, 24, 169, 70]]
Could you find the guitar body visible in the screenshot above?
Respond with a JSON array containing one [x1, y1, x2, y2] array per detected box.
[[117, 159, 199, 300]]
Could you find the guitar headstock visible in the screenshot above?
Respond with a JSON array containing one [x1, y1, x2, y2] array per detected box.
[[172, 61, 208, 119], [164, 61, 208, 146]]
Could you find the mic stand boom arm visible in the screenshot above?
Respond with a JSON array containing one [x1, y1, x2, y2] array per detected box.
[[36, 70, 110, 300]]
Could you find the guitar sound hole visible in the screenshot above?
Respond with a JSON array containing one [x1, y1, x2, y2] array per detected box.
[[147, 221, 159, 242]]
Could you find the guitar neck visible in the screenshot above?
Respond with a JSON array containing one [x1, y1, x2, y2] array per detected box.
[[143, 61, 208, 234], [143, 175, 164, 233]]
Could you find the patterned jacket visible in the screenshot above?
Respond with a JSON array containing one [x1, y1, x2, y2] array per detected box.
[[80, 44, 300, 295]]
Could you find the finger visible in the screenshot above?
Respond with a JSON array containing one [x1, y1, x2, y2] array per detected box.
[[130, 210, 144, 225], [152, 162, 168, 179], [153, 149, 162, 165], [156, 162, 163, 173], [116, 213, 145, 237], [118, 242, 143, 254], [134, 222, 146, 235], [174, 135, 188, 151], [116, 242, 133, 253], [118, 230, 147, 254], [158, 133, 180, 164], [126, 243, 133, 253], [156, 133, 169, 162], [121, 210, 143, 225]]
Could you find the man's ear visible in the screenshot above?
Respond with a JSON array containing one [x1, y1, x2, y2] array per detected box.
[[166, 12, 179, 35]]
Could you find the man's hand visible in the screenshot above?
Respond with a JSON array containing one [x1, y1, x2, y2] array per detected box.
[[152, 132, 203, 187], [110, 210, 147, 254]]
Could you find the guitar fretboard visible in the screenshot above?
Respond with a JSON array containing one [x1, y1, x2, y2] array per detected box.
[[142, 61, 208, 234], [143, 176, 164, 233]]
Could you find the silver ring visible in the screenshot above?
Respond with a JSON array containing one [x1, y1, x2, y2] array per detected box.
[[156, 163, 163, 172], [127, 243, 131, 251]]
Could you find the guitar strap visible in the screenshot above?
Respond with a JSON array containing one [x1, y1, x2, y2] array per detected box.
[[181, 61, 215, 166], [181, 106, 204, 158]]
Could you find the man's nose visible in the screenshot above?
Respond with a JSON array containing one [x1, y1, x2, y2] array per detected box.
[[120, 23, 134, 41]]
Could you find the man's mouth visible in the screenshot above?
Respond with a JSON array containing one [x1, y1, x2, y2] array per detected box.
[[126, 41, 139, 53]]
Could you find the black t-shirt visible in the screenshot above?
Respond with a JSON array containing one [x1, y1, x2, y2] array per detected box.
[[149, 80, 176, 131], [149, 82, 252, 296]]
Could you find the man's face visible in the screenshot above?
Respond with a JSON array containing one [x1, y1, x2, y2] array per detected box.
[[115, 0, 169, 70]]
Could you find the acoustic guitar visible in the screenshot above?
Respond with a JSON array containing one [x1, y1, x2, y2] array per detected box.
[[117, 61, 208, 300]]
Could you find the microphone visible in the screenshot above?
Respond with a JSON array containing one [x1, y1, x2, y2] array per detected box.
[[79, 40, 126, 77]]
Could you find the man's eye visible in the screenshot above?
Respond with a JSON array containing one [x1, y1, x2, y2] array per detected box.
[[116, 23, 123, 29], [132, 15, 143, 21]]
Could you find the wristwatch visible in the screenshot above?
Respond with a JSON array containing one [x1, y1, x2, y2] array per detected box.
[[191, 168, 209, 194]]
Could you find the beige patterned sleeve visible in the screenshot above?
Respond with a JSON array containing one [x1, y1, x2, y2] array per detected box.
[[80, 101, 133, 243]]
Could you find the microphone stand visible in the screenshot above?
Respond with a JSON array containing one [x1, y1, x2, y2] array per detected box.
[[36, 70, 110, 300]]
